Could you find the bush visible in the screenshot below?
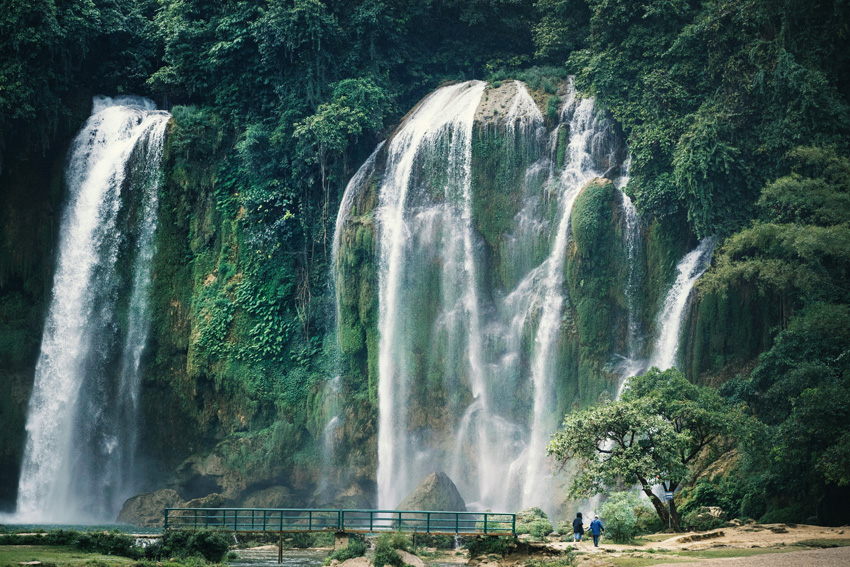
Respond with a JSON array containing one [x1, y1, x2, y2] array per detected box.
[[600, 492, 639, 543], [148, 529, 232, 562], [324, 535, 367, 565], [465, 536, 516, 557], [73, 531, 139, 558], [740, 492, 767, 520], [515, 508, 553, 539], [634, 504, 664, 535], [373, 533, 411, 567], [683, 507, 727, 531], [414, 534, 455, 549]]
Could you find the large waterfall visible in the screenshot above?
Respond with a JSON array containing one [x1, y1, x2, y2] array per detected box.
[[14, 96, 169, 523], [335, 79, 628, 513]]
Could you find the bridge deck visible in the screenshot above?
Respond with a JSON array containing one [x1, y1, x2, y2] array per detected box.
[[164, 508, 516, 537]]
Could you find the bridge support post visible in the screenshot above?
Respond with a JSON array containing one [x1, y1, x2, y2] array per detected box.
[[334, 532, 349, 550], [278, 532, 283, 564]]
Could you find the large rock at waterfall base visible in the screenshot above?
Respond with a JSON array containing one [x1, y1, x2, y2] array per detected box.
[[397, 472, 466, 511], [117, 489, 185, 526]]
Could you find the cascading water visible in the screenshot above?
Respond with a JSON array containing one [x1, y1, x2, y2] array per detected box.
[[14, 96, 170, 523], [519, 91, 620, 510], [648, 238, 716, 371], [336, 79, 626, 513], [374, 81, 487, 508]]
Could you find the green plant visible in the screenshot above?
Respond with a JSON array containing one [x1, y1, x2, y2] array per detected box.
[[372, 533, 411, 567], [515, 508, 553, 539], [324, 536, 367, 565], [600, 492, 639, 543], [147, 529, 231, 562], [683, 507, 727, 532], [465, 536, 516, 557]]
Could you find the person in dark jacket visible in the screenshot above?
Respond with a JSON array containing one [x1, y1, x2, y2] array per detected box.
[[572, 512, 584, 542], [589, 515, 605, 546]]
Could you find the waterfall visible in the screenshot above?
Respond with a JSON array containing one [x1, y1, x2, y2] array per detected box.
[[375, 81, 487, 508], [519, 88, 619, 511], [353, 78, 626, 512], [14, 96, 170, 523], [648, 238, 716, 371]]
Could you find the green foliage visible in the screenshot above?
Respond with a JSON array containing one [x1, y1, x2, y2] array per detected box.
[[548, 368, 738, 529], [372, 533, 411, 567], [148, 529, 231, 563], [465, 536, 516, 558], [565, 0, 850, 238], [682, 507, 727, 532], [324, 535, 367, 565], [515, 508, 553, 539], [522, 553, 575, 567], [599, 492, 640, 543], [0, 530, 141, 559]]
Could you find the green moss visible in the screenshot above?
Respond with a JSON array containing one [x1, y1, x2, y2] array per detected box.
[[563, 178, 628, 406]]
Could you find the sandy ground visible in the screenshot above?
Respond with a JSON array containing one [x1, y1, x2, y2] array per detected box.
[[553, 522, 850, 552]]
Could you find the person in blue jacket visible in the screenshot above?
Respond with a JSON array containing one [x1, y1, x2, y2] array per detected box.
[[589, 515, 605, 547]]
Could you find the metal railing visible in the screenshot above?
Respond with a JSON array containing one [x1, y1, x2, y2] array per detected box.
[[164, 508, 515, 536]]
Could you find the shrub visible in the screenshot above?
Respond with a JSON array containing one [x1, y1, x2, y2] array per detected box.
[[148, 529, 232, 562], [373, 533, 409, 567], [324, 535, 367, 565], [634, 504, 664, 535], [289, 533, 315, 549], [740, 492, 766, 520], [74, 531, 139, 558], [683, 507, 727, 531], [465, 536, 516, 557], [600, 492, 639, 543], [414, 534, 455, 549], [515, 508, 553, 539]]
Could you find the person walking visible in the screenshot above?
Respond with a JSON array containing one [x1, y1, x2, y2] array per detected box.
[[589, 515, 605, 547], [572, 512, 585, 543]]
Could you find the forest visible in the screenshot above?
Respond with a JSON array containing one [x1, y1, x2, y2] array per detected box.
[[1, 0, 849, 526]]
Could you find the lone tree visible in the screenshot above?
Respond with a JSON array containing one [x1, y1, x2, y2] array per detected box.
[[547, 368, 736, 530]]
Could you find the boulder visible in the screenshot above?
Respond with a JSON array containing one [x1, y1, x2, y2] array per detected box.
[[241, 486, 294, 508], [396, 550, 425, 567], [117, 488, 185, 526], [183, 493, 224, 508], [397, 472, 466, 511]]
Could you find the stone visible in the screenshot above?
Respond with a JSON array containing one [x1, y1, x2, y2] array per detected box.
[[338, 557, 371, 567], [397, 472, 466, 512], [396, 550, 425, 567], [117, 488, 185, 526], [241, 485, 294, 508], [183, 493, 224, 508]]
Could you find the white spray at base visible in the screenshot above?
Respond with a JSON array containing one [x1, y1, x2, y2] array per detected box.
[[13, 96, 169, 523]]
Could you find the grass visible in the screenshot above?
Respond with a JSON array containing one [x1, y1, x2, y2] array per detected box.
[[796, 539, 850, 548], [0, 546, 228, 567], [0, 545, 137, 567]]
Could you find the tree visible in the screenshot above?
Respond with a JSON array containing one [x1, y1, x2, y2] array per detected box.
[[547, 368, 736, 530]]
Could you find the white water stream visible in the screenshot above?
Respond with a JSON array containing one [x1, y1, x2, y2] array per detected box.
[[14, 96, 169, 523]]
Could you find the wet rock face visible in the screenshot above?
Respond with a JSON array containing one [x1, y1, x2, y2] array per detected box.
[[240, 485, 294, 508], [117, 488, 185, 526], [397, 471, 466, 511]]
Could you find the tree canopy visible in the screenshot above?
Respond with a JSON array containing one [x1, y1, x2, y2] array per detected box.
[[548, 368, 737, 530]]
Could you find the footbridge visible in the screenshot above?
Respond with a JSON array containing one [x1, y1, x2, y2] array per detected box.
[[164, 508, 516, 537]]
